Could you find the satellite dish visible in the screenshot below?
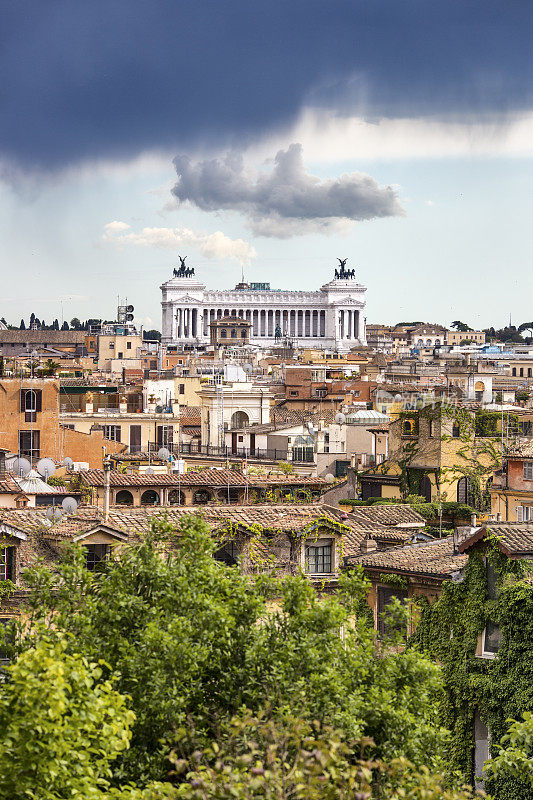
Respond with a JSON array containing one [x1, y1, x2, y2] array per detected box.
[[45, 507, 55, 520], [63, 456, 74, 468], [157, 447, 170, 461], [324, 473, 335, 484], [155, 405, 164, 413], [61, 497, 78, 514], [144, 467, 155, 475], [335, 412, 346, 424], [53, 507, 63, 519], [37, 458, 56, 479], [13, 457, 31, 477]]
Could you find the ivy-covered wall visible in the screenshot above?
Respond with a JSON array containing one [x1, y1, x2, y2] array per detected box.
[[412, 540, 533, 798], [380, 403, 502, 509]]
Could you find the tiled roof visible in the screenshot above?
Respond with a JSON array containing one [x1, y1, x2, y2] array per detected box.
[[348, 504, 425, 527], [353, 537, 467, 577], [0, 475, 26, 493], [0, 502, 416, 547], [506, 440, 533, 459], [79, 469, 327, 489], [459, 523, 533, 557]]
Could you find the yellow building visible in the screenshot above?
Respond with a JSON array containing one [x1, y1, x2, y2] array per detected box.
[[359, 402, 501, 508]]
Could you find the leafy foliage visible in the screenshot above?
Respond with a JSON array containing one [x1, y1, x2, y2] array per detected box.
[[0, 636, 134, 799], [14, 514, 447, 787], [412, 544, 533, 797]]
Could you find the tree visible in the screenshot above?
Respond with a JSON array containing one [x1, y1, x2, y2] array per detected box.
[[16, 516, 447, 786], [70, 317, 82, 330], [485, 712, 533, 789], [451, 321, 473, 332], [0, 636, 135, 800], [61, 320, 70, 330], [29, 312, 35, 327], [19, 318, 25, 330], [40, 359, 60, 376], [53, 318, 60, 330], [143, 329, 162, 342]]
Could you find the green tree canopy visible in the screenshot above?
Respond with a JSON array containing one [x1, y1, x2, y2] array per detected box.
[[12, 516, 447, 787]]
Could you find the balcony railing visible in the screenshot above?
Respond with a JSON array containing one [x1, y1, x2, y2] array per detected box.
[[146, 441, 291, 462]]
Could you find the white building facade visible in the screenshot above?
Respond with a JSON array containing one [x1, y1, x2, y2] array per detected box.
[[161, 267, 367, 351]]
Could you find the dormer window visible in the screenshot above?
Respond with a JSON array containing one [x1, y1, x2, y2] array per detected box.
[[305, 540, 332, 574], [84, 544, 110, 571]]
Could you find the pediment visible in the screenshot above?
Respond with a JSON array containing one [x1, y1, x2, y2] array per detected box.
[[0, 521, 27, 541], [73, 524, 129, 543], [173, 295, 199, 305]]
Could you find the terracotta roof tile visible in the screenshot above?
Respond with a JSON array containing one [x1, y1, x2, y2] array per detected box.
[[353, 537, 467, 577]]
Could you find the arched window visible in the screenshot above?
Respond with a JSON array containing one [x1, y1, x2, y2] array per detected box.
[[141, 489, 159, 506], [168, 489, 185, 505], [220, 329, 227, 338], [435, 339, 441, 346], [420, 475, 432, 503], [193, 489, 211, 505], [241, 329, 247, 338], [231, 410, 249, 429], [115, 490, 133, 506], [457, 476, 470, 504], [426, 339, 432, 345], [402, 419, 415, 436], [231, 328, 237, 338]]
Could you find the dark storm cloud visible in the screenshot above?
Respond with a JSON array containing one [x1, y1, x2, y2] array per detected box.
[[1, 0, 532, 169], [172, 144, 404, 236]]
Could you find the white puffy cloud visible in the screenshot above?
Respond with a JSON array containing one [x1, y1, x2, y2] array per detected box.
[[102, 221, 256, 265], [171, 143, 404, 238]]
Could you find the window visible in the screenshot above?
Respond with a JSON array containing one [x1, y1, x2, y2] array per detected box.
[[305, 543, 332, 574], [452, 422, 461, 438], [214, 541, 239, 566], [377, 586, 408, 638], [84, 544, 110, 572], [289, 390, 299, 397], [512, 367, 516, 376], [523, 461, 533, 481], [516, 505, 532, 522], [220, 329, 227, 338], [429, 420, 436, 437], [457, 476, 470, 504], [150, 360, 157, 369], [241, 329, 247, 338], [109, 342, 114, 348], [103, 425, 121, 442], [474, 710, 489, 789], [231, 411, 249, 429], [402, 418, 417, 436], [420, 475, 432, 502], [315, 388, 327, 398], [156, 425, 174, 446], [126, 341, 131, 349], [19, 430, 40, 459], [0, 547, 14, 581], [482, 621, 501, 657], [179, 384, 185, 395], [118, 352, 123, 359], [20, 388, 42, 422], [231, 328, 237, 338]]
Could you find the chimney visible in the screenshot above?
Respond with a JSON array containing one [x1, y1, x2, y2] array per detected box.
[[103, 457, 111, 522], [470, 513, 477, 527], [360, 536, 377, 554]]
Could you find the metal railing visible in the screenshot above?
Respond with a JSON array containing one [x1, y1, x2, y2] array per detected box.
[[146, 441, 294, 462]]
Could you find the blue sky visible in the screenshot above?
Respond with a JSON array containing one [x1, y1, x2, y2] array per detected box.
[[1, 1, 532, 330]]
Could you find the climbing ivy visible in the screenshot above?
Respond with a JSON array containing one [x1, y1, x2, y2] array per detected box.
[[411, 540, 533, 797]]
